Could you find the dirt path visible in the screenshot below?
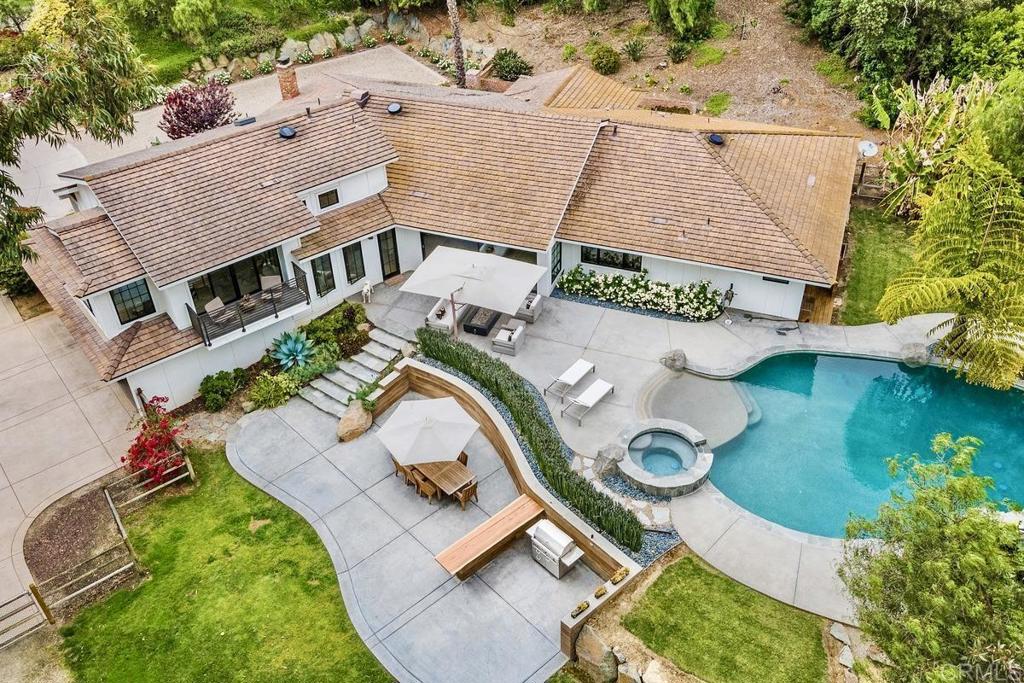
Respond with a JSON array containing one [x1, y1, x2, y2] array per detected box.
[[438, 0, 874, 136]]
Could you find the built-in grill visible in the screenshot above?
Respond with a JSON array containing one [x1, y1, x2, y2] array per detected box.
[[526, 520, 585, 579]]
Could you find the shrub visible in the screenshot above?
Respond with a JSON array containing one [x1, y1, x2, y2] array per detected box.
[[271, 330, 315, 370], [814, 53, 856, 89], [338, 328, 370, 358], [361, 34, 377, 48], [622, 37, 646, 62], [582, 0, 605, 11], [491, 47, 533, 81], [588, 42, 620, 75], [240, 66, 254, 79], [198, 368, 248, 411], [319, 47, 333, 59], [209, 13, 285, 60], [286, 340, 339, 384], [559, 265, 722, 320], [257, 59, 274, 74], [296, 49, 314, 64], [647, 0, 715, 40], [302, 301, 365, 346], [123, 396, 186, 484], [561, 43, 577, 61], [248, 372, 299, 409], [0, 261, 36, 297], [544, 0, 580, 13], [158, 81, 237, 140], [667, 40, 692, 63], [416, 328, 644, 551], [208, 71, 232, 86]]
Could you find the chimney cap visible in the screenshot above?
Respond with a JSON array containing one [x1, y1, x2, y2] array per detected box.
[[277, 57, 292, 67], [352, 89, 370, 107]]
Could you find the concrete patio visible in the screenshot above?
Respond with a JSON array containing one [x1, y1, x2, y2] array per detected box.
[[227, 393, 600, 683], [0, 297, 135, 604], [363, 284, 945, 624]]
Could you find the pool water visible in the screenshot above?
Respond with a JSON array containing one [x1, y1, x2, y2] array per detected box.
[[629, 431, 697, 476], [711, 354, 1024, 537]]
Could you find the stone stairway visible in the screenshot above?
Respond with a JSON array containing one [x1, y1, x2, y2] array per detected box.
[[298, 325, 414, 418]]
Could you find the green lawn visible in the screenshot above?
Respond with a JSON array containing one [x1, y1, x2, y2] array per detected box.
[[840, 206, 914, 326], [59, 446, 390, 683], [622, 556, 828, 683]]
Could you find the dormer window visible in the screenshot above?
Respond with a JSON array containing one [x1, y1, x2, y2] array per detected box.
[[317, 189, 340, 211], [110, 279, 156, 325]]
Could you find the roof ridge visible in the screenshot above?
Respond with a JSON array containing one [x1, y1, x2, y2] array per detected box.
[[694, 132, 832, 283], [102, 321, 142, 380], [551, 119, 611, 246], [542, 64, 584, 108]]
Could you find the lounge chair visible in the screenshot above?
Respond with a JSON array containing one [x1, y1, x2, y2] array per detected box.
[[491, 319, 526, 356], [516, 293, 543, 323], [561, 379, 614, 425], [544, 359, 595, 403], [452, 480, 478, 510], [203, 296, 233, 324]]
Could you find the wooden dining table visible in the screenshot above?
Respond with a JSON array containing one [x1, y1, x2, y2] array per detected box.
[[412, 461, 475, 496]]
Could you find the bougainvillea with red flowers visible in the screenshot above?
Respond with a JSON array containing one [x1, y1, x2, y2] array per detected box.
[[123, 396, 188, 485]]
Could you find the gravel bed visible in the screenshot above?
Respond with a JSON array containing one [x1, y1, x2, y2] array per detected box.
[[419, 357, 680, 566], [600, 472, 670, 505], [551, 288, 722, 324]]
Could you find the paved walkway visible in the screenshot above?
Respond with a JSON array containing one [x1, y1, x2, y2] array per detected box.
[[227, 394, 599, 683], [0, 297, 135, 603], [366, 286, 945, 624], [9, 46, 444, 220]]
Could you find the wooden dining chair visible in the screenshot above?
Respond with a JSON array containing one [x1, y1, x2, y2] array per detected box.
[[413, 470, 439, 504], [457, 452, 468, 465], [391, 456, 414, 486], [452, 480, 478, 510]]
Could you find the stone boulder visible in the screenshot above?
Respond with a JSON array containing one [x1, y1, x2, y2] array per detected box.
[[405, 15, 428, 44], [593, 444, 625, 478], [257, 49, 276, 65], [901, 342, 930, 368], [340, 25, 360, 47], [200, 55, 216, 72], [338, 402, 372, 442], [660, 349, 687, 372], [216, 54, 229, 68], [308, 31, 337, 55], [616, 662, 641, 683], [643, 660, 671, 683], [575, 624, 617, 683], [829, 622, 852, 646], [226, 58, 243, 80], [838, 645, 855, 669], [279, 38, 308, 63], [242, 56, 258, 72], [401, 342, 417, 358], [386, 11, 407, 34], [358, 19, 378, 39]]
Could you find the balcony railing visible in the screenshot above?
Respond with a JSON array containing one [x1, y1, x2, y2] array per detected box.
[[187, 268, 310, 346]]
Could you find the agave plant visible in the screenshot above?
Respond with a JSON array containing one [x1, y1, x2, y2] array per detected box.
[[271, 331, 315, 370]]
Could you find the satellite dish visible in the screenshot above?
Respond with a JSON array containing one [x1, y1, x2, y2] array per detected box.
[[858, 140, 879, 158]]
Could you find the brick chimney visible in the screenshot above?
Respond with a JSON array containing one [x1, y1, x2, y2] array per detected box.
[[276, 58, 299, 101]]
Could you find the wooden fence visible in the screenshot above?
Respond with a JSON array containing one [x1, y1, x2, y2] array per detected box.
[[104, 449, 195, 523], [0, 590, 46, 650]]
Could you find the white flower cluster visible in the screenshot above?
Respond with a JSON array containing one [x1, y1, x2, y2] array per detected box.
[[560, 266, 722, 321]]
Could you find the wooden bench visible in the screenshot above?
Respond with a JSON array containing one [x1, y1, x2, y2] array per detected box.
[[435, 494, 544, 580]]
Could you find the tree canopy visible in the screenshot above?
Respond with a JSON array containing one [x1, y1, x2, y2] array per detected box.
[[0, 0, 152, 265], [840, 434, 1024, 682]]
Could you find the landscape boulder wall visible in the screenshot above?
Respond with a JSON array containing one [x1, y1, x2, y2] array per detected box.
[[575, 624, 618, 683], [308, 31, 337, 55], [279, 38, 309, 62], [358, 19, 378, 39], [338, 402, 372, 442], [386, 11, 407, 34], [340, 25, 361, 47]]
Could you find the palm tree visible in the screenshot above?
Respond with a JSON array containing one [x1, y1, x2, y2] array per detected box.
[[445, 0, 467, 88], [877, 132, 1024, 390]]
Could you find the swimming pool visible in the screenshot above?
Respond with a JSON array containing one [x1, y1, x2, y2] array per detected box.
[[710, 354, 1024, 537]]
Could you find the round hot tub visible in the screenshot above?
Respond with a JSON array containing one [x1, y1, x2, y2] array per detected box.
[[614, 420, 713, 497]]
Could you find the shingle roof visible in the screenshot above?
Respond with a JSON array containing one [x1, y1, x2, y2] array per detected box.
[[46, 209, 145, 296], [294, 195, 393, 260], [362, 96, 601, 250], [556, 123, 838, 284], [64, 101, 398, 287], [543, 66, 643, 110], [23, 227, 202, 381]]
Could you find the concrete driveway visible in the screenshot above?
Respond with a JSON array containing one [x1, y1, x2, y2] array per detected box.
[[227, 394, 599, 683], [0, 297, 135, 603]]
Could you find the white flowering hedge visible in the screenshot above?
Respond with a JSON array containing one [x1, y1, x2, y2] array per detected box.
[[559, 266, 723, 321]]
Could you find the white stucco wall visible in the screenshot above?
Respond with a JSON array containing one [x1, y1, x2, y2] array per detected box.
[[558, 241, 807, 319]]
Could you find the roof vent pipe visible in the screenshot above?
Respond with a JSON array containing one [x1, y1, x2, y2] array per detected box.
[[387, 102, 402, 115], [278, 126, 297, 140], [707, 133, 725, 146], [352, 90, 370, 108]]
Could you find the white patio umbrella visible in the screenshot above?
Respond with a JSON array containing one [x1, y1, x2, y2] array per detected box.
[[377, 397, 479, 466], [400, 246, 547, 316]]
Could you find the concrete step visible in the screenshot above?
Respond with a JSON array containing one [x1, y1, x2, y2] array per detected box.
[[337, 359, 377, 384], [322, 368, 363, 394], [299, 386, 346, 418], [369, 327, 409, 350], [353, 351, 388, 373], [311, 378, 353, 405], [363, 340, 399, 362]]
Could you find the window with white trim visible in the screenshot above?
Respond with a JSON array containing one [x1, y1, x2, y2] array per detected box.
[[110, 279, 155, 325], [317, 189, 340, 211]]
